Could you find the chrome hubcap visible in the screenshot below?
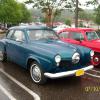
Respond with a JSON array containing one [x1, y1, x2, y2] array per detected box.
[[30, 64, 41, 83], [94, 57, 99, 62], [0, 51, 3, 61]]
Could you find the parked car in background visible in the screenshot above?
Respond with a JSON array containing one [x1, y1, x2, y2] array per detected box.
[[58, 28, 100, 66], [0, 29, 4, 33], [0, 26, 94, 84], [0, 25, 8, 33], [53, 24, 70, 32]]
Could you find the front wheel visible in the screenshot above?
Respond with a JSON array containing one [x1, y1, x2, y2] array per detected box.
[[30, 61, 47, 84], [92, 54, 100, 67], [0, 50, 6, 62]]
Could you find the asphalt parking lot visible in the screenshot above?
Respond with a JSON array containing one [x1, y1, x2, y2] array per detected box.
[[0, 62, 100, 100], [0, 34, 100, 100]]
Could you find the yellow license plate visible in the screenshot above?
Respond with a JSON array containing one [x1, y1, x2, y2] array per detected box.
[[76, 69, 84, 76]]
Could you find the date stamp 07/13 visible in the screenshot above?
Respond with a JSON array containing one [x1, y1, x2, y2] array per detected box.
[[85, 86, 100, 92]]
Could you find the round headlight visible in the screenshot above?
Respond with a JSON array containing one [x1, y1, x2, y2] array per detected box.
[[90, 50, 94, 57], [72, 52, 80, 64], [55, 55, 61, 63]]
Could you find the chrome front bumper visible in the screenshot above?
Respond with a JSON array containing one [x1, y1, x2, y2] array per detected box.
[[44, 65, 94, 79]]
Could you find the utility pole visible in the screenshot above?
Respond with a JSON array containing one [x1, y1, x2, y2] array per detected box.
[[75, 0, 79, 27]]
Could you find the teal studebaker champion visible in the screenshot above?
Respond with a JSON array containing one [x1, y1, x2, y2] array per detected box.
[[0, 26, 94, 84]]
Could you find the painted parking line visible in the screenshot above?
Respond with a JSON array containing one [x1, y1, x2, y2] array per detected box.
[[85, 69, 100, 78], [0, 69, 40, 100], [0, 84, 16, 100]]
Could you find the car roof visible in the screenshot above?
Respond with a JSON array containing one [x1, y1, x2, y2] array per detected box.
[[60, 28, 95, 32], [9, 25, 52, 30]]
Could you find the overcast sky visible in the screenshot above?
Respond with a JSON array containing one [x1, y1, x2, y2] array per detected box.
[[17, 0, 99, 9]]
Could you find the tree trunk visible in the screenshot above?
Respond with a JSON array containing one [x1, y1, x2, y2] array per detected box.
[[46, 8, 52, 27], [75, 0, 79, 27]]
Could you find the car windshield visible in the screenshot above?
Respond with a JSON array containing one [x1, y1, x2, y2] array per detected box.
[[86, 32, 99, 40], [27, 29, 60, 40]]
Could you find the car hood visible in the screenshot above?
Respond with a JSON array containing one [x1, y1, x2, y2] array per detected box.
[[30, 40, 78, 59]]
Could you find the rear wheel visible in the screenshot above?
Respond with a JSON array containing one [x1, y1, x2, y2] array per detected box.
[[0, 50, 6, 62], [30, 61, 47, 84]]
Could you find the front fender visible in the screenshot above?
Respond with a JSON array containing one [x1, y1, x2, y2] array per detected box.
[[26, 54, 53, 72]]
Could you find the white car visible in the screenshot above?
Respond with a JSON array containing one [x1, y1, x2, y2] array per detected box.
[[53, 25, 70, 32]]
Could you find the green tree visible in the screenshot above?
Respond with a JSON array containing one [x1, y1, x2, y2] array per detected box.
[[19, 3, 32, 23], [25, 0, 95, 27], [79, 11, 87, 20], [71, 0, 96, 27], [0, 0, 31, 26], [86, 0, 99, 8], [0, 0, 21, 25], [41, 17, 46, 23], [86, 0, 100, 29], [65, 19, 71, 26], [94, 5, 100, 29], [79, 10, 94, 21], [25, 0, 72, 27]]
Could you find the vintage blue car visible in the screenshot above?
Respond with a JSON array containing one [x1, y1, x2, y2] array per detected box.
[[0, 25, 94, 84]]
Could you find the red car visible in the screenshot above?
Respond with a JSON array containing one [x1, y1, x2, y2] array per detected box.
[[58, 28, 100, 66]]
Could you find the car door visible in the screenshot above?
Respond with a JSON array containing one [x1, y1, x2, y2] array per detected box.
[[6, 29, 28, 67], [80, 31, 99, 48]]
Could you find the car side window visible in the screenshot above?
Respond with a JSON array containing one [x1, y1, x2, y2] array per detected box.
[[70, 32, 84, 41], [6, 30, 14, 39], [27, 30, 41, 40], [86, 32, 99, 40], [11, 30, 25, 41], [59, 32, 69, 38]]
